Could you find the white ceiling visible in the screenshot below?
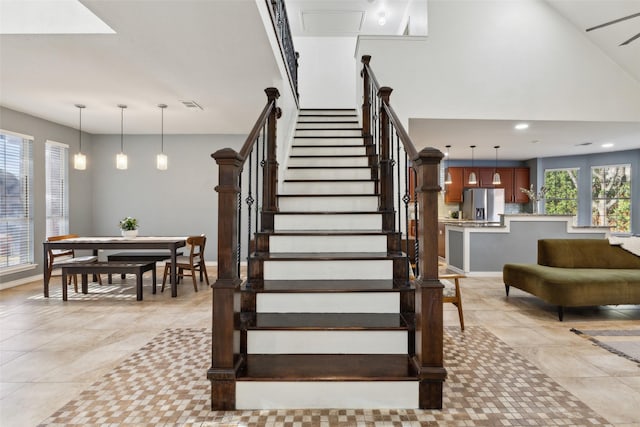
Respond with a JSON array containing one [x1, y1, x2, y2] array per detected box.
[[0, 0, 638, 161]]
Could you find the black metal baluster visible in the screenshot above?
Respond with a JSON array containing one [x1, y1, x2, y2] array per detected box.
[[403, 153, 411, 277], [260, 123, 267, 233], [237, 172, 242, 278], [413, 167, 419, 277], [246, 149, 254, 283], [254, 130, 261, 235], [394, 129, 401, 233]]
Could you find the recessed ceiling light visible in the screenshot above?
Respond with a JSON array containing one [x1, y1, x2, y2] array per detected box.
[[514, 123, 529, 130], [601, 142, 614, 148]]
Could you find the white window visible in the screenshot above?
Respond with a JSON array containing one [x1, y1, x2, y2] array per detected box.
[[1, 129, 34, 272], [591, 164, 631, 233], [544, 168, 579, 216], [46, 140, 69, 237]]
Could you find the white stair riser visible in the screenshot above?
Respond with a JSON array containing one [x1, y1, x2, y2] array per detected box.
[[290, 146, 366, 156], [236, 382, 418, 409], [279, 196, 378, 212], [274, 214, 382, 230], [285, 168, 371, 180], [298, 116, 357, 122], [288, 157, 368, 167], [293, 137, 364, 146], [264, 260, 393, 280], [281, 181, 375, 195], [247, 331, 407, 354], [300, 110, 357, 115], [269, 235, 386, 253], [297, 122, 360, 129], [257, 292, 399, 313], [295, 129, 361, 137]]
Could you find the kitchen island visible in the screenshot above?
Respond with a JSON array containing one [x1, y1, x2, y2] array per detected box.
[[444, 214, 609, 276]]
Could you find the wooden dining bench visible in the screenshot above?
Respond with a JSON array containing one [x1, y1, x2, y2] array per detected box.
[[106, 251, 178, 282], [61, 261, 156, 301]]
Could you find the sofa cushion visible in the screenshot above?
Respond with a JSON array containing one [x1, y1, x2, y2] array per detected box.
[[538, 239, 640, 269], [503, 263, 640, 307]]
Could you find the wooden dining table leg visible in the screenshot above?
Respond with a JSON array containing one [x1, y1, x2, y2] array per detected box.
[[43, 244, 50, 297]]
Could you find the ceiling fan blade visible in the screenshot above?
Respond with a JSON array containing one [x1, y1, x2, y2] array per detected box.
[[620, 31, 640, 45], [585, 12, 640, 32]]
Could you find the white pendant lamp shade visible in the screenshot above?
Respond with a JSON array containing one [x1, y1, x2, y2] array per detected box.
[[492, 145, 501, 185], [116, 104, 128, 170], [116, 152, 128, 169], [157, 104, 168, 170], [444, 145, 452, 184], [74, 104, 86, 170], [156, 153, 168, 170], [468, 145, 477, 185], [74, 152, 87, 170]]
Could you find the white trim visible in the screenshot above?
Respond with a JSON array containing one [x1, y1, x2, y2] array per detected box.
[[0, 270, 40, 290], [45, 139, 70, 149], [0, 128, 34, 140]]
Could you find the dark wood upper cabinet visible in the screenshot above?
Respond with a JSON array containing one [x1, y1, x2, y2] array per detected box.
[[444, 167, 464, 203], [444, 166, 529, 204], [513, 167, 531, 203]]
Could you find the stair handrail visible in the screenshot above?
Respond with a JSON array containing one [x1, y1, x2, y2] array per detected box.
[[208, 87, 281, 410], [265, 0, 299, 102], [361, 55, 447, 409]]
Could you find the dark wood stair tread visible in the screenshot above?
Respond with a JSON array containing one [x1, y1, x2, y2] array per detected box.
[[239, 313, 411, 330], [292, 144, 365, 148], [293, 135, 363, 139], [238, 354, 417, 381], [258, 279, 408, 292], [256, 229, 385, 236], [286, 165, 371, 169], [278, 194, 378, 198], [274, 211, 381, 215], [284, 179, 376, 183]]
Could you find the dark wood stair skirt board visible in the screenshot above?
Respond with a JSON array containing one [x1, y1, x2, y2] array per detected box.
[[237, 312, 414, 330], [236, 354, 418, 381]]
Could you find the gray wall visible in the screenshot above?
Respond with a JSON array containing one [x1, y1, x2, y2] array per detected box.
[[538, 149, 640, 233], [0, 106, 247, 284]]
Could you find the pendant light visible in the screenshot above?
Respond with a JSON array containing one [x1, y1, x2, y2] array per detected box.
[[156, 104, 168, 170], [468, 145, 477, 185], [73, 104, 87, 170], [444, 145, 453, 184], [116, 104, 128, 170], [492, 145, 501, 185]]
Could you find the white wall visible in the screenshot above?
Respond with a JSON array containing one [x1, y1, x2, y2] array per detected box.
[[356, 0, 640, 128], [294, 37, 359, 109]]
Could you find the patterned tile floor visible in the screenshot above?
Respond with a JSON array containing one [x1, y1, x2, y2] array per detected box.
[[39, 326, 612, 427]]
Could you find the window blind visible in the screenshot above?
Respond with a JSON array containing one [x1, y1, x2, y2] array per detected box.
[[1, 130, 34, 271], [45, 141, 69, 237]]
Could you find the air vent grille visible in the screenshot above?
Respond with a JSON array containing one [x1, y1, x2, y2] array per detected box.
[[180, 100, 203, 110]]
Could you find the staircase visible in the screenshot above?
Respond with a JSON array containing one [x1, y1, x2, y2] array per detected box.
[[210, 84, 445, 411], [235, 108, 417, 408]]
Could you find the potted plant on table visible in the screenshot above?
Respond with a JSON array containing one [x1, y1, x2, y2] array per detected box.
[[119, 216, 139, 238]]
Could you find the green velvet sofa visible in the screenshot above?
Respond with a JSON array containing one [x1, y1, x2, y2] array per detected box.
[[503, 239, 640, 321]]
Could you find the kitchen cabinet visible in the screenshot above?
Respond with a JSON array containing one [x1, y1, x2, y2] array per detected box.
[[444, 167, 464, 203], [463, 168, 479, 188], [513, 167, 530, 203], [445, 166, 529, 203]]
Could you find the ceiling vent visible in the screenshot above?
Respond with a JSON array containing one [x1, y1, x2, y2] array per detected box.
[[180, 100, 203, 110], [576, 142, 593, 146]]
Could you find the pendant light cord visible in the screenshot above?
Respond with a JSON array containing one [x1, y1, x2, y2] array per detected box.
[[120, 106, 124, 152]]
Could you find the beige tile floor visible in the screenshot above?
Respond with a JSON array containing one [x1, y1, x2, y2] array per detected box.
[[1, 270, 639, 426]]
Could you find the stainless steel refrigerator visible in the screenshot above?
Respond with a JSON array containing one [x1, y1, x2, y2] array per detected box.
[[462, 188, 505, 222]]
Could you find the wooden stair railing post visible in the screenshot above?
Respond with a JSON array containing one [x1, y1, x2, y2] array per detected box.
[[361, 55, 372, 138], [378, 86, 395, 232], [261, 87, 280, 232], [208, 147, 244, 410], [412, 147, 447, 409]]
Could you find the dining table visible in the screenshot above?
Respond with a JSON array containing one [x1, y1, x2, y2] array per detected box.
[[43, 236, 187, 298]]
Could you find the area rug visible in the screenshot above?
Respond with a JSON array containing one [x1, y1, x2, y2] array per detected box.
[[571, 328, 640, 365], [38, 326, 611, 426]]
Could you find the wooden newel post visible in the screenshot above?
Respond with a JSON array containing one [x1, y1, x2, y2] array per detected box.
[[378, 86, 395, 231], [261, 87, 280, 231], [412, 147, 447, 409], [208, 147, 243, 410], [361, 55, 371, 137]]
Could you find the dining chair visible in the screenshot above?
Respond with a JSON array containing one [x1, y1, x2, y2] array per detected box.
[[45, 234, 102, 292], [161, 234, 210, 292], [440, 273, 465, 331]]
